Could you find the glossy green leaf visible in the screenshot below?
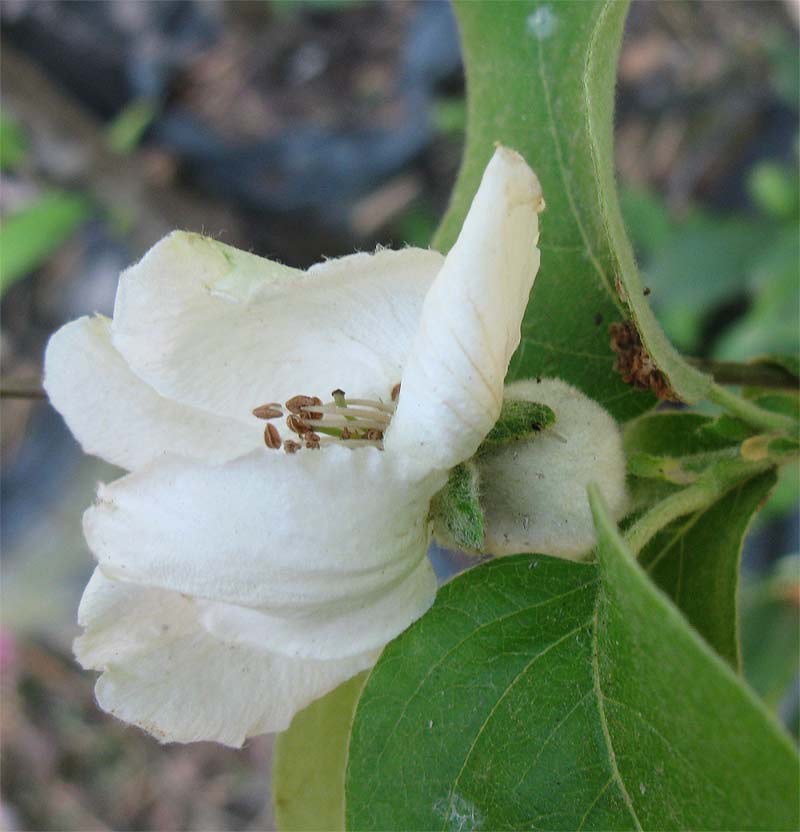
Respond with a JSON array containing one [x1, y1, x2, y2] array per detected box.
[[624, 411, 778, 665], [639, 470, 777, 668], [0, 190, 92, 296], [588, 486, 798, 830], [434, 0, 709, 420], [624, 412, 737, 458], [273, 673, 367, 832], [346, 543, 798, 830]]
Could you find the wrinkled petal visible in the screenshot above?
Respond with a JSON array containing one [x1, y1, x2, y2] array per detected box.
[[44, 316, 261, 470], [111, 232, 444, 425], [83, 446, 443, 659], [386, 147, 543, 476], [76, 569, 375, 746], [479, 378, 629, 559]]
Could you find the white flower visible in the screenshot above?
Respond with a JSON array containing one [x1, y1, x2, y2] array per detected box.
[[478, 378, 629, 559], [44, 147, 544, 746]]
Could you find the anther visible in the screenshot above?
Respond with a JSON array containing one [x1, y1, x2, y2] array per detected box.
[[252, 403, 283, 420], [287, 414, 313, 436], [365, 429, 384, 441], [286, 395, 323, 418], [305, 434, 321, 450], [264, 423, 282, 449], [391, 383, 401, 402], [332, 389, 346, 406], [283, 440, 301, 454]]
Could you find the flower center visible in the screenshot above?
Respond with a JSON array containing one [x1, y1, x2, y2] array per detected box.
[[252, 384, 400, 453]]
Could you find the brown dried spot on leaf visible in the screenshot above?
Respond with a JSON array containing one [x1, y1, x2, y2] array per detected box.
[[609, 320, 679, 401]]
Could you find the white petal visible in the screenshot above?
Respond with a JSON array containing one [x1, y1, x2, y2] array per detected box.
[[111, 232, 444, 424], [386, 147, 544, 476], [196, 550, 435, 660], [83, 446, 443, 658], [44, 316, 261, 470], [76, 569, 375, 746], [479, 378, 629, 559]]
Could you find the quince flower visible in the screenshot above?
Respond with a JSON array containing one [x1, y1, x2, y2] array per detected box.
[[44, 147, 543, 746]]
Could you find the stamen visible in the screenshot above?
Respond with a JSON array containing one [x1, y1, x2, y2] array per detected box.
[[286, 395, 323, 419], [300, 404, 391, 424], [287, 414, 314, 436], [252, 403, 283, 420], [264, 423, 282, 449], [342, 398, 396, 413], [255, 385, 398, 453]]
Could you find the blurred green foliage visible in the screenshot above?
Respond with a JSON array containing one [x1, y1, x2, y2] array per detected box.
[[0, 191, 93, 297], [621, 160, 800, 522], [741, 554, 800, 736], [106, 98, 159, 155], [0, 110, 29, 171], [621, 161, 800, 362]]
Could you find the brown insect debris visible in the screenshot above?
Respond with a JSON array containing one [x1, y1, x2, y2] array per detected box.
[[609, 320, 678, 401]]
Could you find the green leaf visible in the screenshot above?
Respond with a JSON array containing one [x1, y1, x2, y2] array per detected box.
[[639, 470, 777, 668], [273, 672, 367, 832], [0, 190, 92, 296], [435, 0, 710, 419], [624, 411, 737, 457], [346, 547, 798, 830], [624, 411, 779, 664], [588, 486, 798, 829]]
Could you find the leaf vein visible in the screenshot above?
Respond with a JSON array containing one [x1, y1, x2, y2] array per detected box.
[[591, 593, 643, 831]]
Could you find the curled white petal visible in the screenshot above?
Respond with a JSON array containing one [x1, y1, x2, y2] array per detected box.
[[112, 232, 443, 424], [76, 569, 375, 746], [44, 316, 260, 470], [479, 378, 629, 559], [386, 146, 544, 476], [83, 446, 443, 658]]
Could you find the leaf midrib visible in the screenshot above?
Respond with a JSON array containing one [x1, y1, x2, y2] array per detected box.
[[591, 593, 644, 831]]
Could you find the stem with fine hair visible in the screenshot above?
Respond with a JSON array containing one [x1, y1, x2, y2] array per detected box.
[[708, 382, 797, 435], [624, 458, 774, 556]]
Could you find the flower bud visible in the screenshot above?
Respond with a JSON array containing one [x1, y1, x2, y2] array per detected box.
[[477, 378, 629, 560]]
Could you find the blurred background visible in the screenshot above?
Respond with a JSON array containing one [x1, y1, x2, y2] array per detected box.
[[1, 1, 798, 829]]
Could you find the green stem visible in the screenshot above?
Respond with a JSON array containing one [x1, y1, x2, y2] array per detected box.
[[708, 382, 797, 435], [689, 358, 798, 390], [624, 459, 773, 555]]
